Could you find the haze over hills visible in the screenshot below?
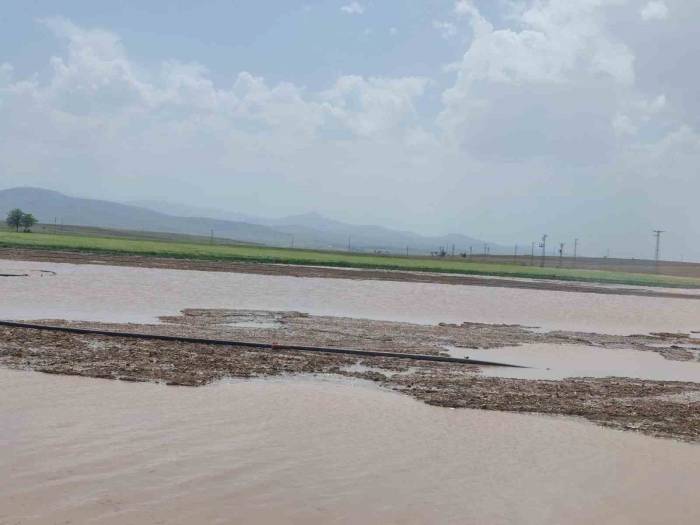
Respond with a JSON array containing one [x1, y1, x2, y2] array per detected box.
[[2, 187, 495, 254], [0, 187, 291, 247], [128, 199, 260, 224]]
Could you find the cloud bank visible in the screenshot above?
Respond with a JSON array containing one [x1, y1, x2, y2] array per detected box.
[[1, 1, 699, 259]]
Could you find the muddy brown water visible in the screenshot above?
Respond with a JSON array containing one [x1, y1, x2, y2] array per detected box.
[[3, 259, 700, 523], [445, 343, 700, 382], [2, 369, 699, 525], [1, 260, 699, 334]]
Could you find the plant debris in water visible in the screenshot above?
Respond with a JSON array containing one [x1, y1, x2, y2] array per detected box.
[[1, 309, 699, 442]]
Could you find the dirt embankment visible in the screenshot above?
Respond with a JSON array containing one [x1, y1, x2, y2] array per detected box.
[[2, 310, 699, 442], [2, 247, 699, 299]]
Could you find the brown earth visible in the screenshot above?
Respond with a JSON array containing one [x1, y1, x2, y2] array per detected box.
[[467, 253, 700, 279], [2, 310, 699, 442]]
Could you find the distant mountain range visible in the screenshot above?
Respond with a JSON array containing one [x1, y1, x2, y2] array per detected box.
[[1, 187, 499, 254]]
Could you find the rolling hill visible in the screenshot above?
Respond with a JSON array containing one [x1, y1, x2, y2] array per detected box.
[[1, 187, 495, 254]]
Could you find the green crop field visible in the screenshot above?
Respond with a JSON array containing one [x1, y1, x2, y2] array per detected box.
[[1, 230, 700, 288]]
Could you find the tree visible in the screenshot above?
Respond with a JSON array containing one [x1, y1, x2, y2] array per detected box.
[[6, 208, 23, 232], [20, 213, 37, 232]]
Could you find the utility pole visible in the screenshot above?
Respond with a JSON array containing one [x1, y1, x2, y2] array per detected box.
[[347, 235, 351, 252], [513, 244, 518, 264], [406, 246, 409, 257], [290, 234, 295, 249], [558, 242, 565, 268], [573, 238, 579, 264], [451, 244, 455, 257], [530, 241, 535, 266], [653, 230, 665, 273], [210, 229, 214, 245], [539, 234, 547, 268], [469, 246, 473, 260]]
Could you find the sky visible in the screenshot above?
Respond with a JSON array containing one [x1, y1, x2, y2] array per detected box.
[[1, 0, 698, 260]]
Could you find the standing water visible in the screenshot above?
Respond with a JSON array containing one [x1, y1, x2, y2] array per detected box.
[[1, 260, 700, 334], [1, 369, 699, 525], [444, 343, 700, 382]]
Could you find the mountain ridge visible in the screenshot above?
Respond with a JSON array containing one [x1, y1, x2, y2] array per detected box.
[[1, 187, 497, 254]]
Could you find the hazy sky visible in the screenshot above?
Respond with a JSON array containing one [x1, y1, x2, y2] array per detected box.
[[1, 1, 698, 259]]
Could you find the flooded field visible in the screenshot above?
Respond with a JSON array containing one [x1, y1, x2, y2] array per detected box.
[[2, 259, 699, 334], [2, 369, 699, 525], [2, 256, 700, 523]]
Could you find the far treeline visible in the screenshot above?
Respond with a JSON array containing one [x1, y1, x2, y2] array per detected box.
[[5, 208, 37, 233]]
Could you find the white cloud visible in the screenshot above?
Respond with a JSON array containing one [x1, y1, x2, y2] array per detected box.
[[648, 125, 700, 163], [454, 0, 493, 37], [0, 63, 14, 111], [640, 1, 669, 21], [38, 16, 157, 114], [459, 2, 634, 85], [439, 0, 639, 162], [612, 114, 638, 136], [3, 8, 700, 259], [613, 93, 668, 136], [648, 93, 667, 112], [340, 2, 365, 15], [0, 62, 13, 85], [454, 0, 476, 17], [433, 20, 457, 40], [321, 75, 429, 137], [0, 18, 430, 191]]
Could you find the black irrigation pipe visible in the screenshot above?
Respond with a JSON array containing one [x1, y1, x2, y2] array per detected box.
[[0, 320, 528, 369]]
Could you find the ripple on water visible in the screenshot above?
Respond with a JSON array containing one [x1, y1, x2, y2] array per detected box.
[[1, 369, 699, 524]]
